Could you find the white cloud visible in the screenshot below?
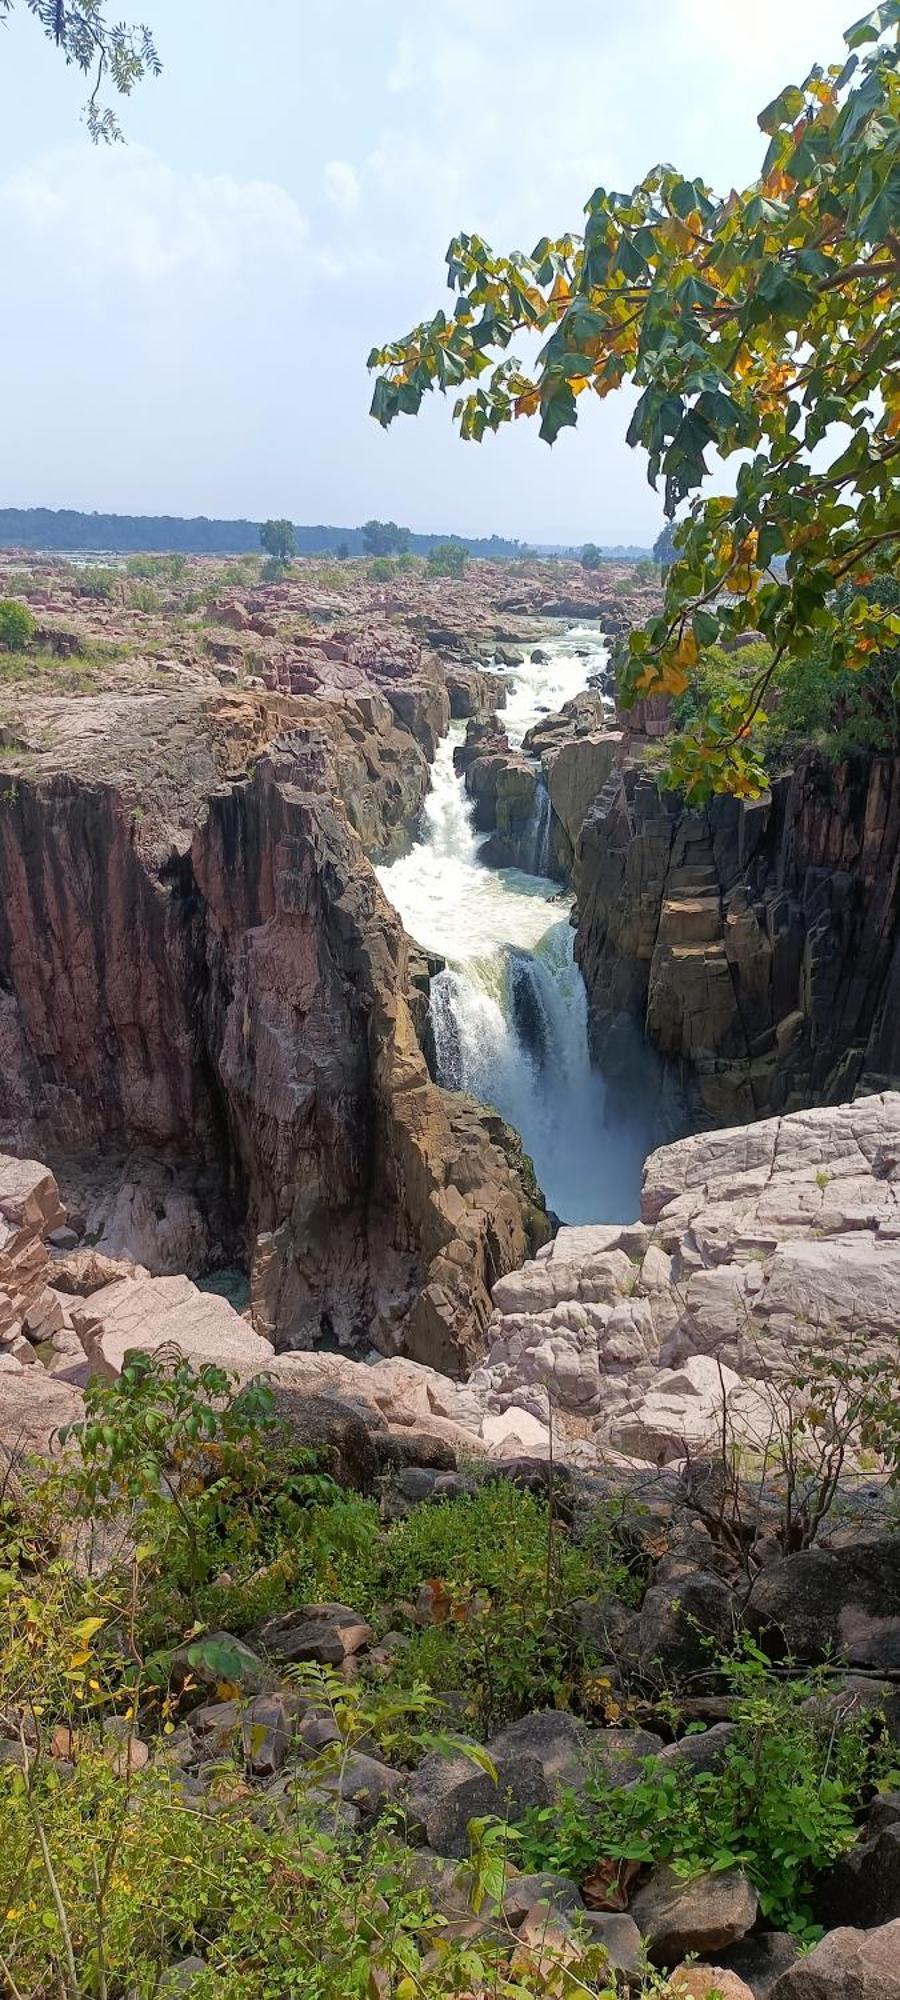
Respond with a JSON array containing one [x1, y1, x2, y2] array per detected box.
[[322, 158, 360, 213], [387, 33, 419, 93]]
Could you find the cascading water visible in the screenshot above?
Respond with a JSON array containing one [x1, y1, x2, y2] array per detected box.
[[377, 626, 648, 1223]]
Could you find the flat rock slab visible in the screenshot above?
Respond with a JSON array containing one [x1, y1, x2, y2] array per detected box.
[[72, 1273, 273, 1375]]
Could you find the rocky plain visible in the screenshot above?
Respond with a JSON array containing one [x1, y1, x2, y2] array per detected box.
[[1, 546, 899, 1996]]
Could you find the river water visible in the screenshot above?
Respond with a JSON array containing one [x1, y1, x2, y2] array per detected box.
[[377, 626, 648, 1223]]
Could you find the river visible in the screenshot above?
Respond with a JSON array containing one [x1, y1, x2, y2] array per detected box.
[[377, 626, 649, 1223]]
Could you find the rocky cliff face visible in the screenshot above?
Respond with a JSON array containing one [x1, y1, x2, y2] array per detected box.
[[575, 751, 900, 1128], [0, 692, 547, 1372]]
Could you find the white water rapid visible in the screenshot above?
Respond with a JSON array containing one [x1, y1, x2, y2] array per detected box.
[[377, 627, 648, 1223]]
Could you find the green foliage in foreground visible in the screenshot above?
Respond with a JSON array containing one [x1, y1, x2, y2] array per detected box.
[[2, 1352, 899, 1994], [0, 1, 161, 141], [368, 9, 900, 798], [0, 599, 35, 651], [515, 1640, 900, 1937]]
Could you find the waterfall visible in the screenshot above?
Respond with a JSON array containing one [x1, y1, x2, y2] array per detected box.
[[377, 624, 648, 1224]]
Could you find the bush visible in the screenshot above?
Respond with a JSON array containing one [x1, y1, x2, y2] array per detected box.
[[338, 1483, 636, 1734], [368, 556, 396, 581], [515, 1641, 900, 1936], [427, 540, 468, 578], [0, 599, 35, 651]]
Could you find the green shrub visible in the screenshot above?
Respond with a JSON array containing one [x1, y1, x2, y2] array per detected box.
[[0, 599, 35, 651], [368, 556, 396, 581], [339, 1483, 635, 1734], [427, 540, 468, 578], [515, 1641, 900, 1936]]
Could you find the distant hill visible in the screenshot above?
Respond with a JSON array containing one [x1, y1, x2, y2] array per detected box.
[[0, 508, 528, 560]]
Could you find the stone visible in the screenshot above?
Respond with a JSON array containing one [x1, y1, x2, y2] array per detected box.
[[501, 1874, 584, 1927], [747, 1540, 900, 1672], [158, 1959, 208, 1996], [260, 1389, 382, 1494], [0, 1360, 84, 1462], [579, 1910, 643, 1974], [669, 1970, 757, 2000], [638, 1573, 737, 1681], [818, 1822, 900, 1929], [254, 1603, 373, 1666], [315, 1750, 403, 1818], [488, 1712, 663, 1793], [629, 1865, 758, 1967], [718, 1933, 802, 1999], [372, 1431, 457, 1474], [768, 1920, 900, 1998], [241, 1694, 293, 1776], [402, 1747, 551, 1859], [72, 1272, 273, 1377]]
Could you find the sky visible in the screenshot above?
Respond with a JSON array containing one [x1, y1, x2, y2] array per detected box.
[[0, 0, 855, 546]]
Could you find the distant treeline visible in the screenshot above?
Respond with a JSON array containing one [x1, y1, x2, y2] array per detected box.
[[0, 508, 528, 560]]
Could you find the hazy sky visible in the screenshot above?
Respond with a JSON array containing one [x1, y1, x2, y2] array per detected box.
[[0, 0, 854, 543]]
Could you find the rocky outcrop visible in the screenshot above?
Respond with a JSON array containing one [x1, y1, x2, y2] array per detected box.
[[0, 1154, 64, 1351], [474, 1092, 900, 1454], [0, 702, 547, 1372], [576, 752, 900, 1127]]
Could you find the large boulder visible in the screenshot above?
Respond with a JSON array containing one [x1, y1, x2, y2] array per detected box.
[[71, 1273, 273, 1377], [637, 1572, 737, 1681], [769, 1920, 900, 1998], [628, 1865, 758, 1967], [0, 1355, 83, 1461], [747, 1540, 900, 1672], [402, 1747, 550, 1859]]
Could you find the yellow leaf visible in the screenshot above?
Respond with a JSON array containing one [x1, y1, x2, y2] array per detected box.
[[67, 1650, 92, 1669], [673, 629, 699, 669], [71, 1616, 105, 1643]]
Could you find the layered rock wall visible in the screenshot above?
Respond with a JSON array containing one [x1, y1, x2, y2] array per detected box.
[[575, 751, 900, 1127], [0, 699, 548, 1370]]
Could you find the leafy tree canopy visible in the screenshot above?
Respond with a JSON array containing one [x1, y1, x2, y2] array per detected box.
[[362, 518, 410, 555], [259, 518, 295, 565], [0, 1, 161, 139], [369, 5, 900, 799], [653, 521, 677, 569], [581, 542, 603, 569]]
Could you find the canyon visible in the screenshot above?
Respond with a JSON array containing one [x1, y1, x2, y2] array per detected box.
[[0, 548, 898, 1407]]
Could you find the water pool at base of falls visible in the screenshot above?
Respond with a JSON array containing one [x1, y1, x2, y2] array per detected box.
[[377, 626, 649, 1224]]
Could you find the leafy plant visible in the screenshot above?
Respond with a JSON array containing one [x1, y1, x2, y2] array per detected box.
[[0, 1, 162, 140], [427, 540, 468, 578], [259, 518, 295, 566], [516, 1641, 898, 1936], [0, 600, 35, 652], [368, 8, 900, 799], [51, 1350, 337, 1633]]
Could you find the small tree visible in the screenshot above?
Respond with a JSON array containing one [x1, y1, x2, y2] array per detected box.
[[362, 519, 410, 556], [0, 600, 35, 651], [653, 521, 677, 570], [259, 518, 295, 566], [580, 543, 603, 570], [427, 540, 468, 577]]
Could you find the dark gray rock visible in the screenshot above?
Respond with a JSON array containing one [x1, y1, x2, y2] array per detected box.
[[719, 1932, 802, 1998], [501, 1873, 585, 1927], [818, 1823, 900, 1929], [488, 1711, 663, 1793], [241, 1694, 293, 1776], [579, 1911, 644, 1974], [629, 1864, 758, 1967], [657, 1722, 737, 1778], [747, 1541, 900, 1672], [267, 1390, 380, 1493], [314, 1750, 403, 1819], [402, 1748, 550, 1859], [253, 1602, 372, 1666], [373, 1431, 457, 1474], [638, 1572, 737, 1681]]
